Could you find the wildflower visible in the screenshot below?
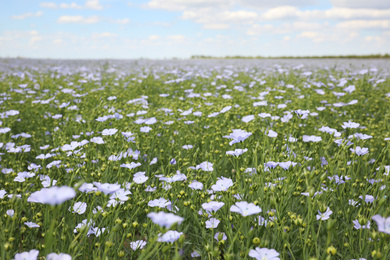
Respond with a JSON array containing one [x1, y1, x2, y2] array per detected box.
[[245, 168, 257, 175], [40, 144, 50, 150], [220, 106, 232, 113], [6, 209, 15, 217], [93, 206, 103, 214], [214, 232, 227, 242], [195, 161, 213, 172], [211, 177, 233, 192], [226, 148, 248, 157], [353, 219, 370, 229], [70, 202, 87, 214], [223, 129, 252, 145], [295, 109, 310, 118], [278, 161, 297, 170], [316, 207, 332, 221], [191, 251, 201, 257], [90, 137, 104, 144], [120, 162, 142, 169], [157, 230, 183, 243], [328, 175, 351, 185], [267, 130, 278, 138], [205, 218, 220, 229], [147, 211, 184, 228], [93, 182, 121, 195], [46, 160, 62, 169], [208, 112, 220, 117], [149, 157, 158, 165], [249, 247, 280, 260], [0, 190, 7, 199], [242, 115, 255, 123], [342, 121, 360, 129], [27, 186, 76, 205], [348, 199, 360, 207], [348, 133, 372, 140], [74, 219, 94, 234], [145, 186, 156, 192], [78, 183, 97, 193], [258, 216, 268, 226], [144, 117, 157, 125], [319, 126, 341, 137], [359, 195, 375, 203], [130, 240, 147, 251], [202, 201, 224, 214], [0, 127, 11, 134], [258, 112, 271, 118], [350, 146, 369, 156], [108, 189, 131, 206], [133, 172, 148, 184], [46, 253, 72, 260], [371, 214, 390, 234], [303, 135, 322, 142], [25, 222, 40, 228], [230, 201, 262, 217], [102, 128, 118, 135], [159, 172, 187, 183], [140, 126, 152, 133], [188, 181, 203, 190], [254, 101, 267, 107], [14, 249, 39, 260], [148, 198, 172, 209]]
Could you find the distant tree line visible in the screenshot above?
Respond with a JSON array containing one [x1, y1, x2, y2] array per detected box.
[[191, 54, 390, 59]]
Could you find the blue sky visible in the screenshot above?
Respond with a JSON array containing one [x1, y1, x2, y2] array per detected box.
[[1, 0, 390, 59]]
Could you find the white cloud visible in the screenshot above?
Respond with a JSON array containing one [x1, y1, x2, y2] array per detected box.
[[57, 15, 101, 24], [297, 30, 360, 43], [246, 24, 274, 35], [29, 35, 42, 45], [145, 0, 231, 11], [331, 0, 390, 9], [167, 35, 186, 41], [40, 2, 57, 8], [40, 0, 102, 10], [148, 35, 160, 40], [53, 39, 63, 44], [115, 18, 130, 24], [247, 22, 325, 35], [85, 0, 103, 10], [56, 15, 129, 25], [262, 6, 300, 20], [59, 3, 83, 9], [336, 20, 390, 30], [204, 24, 230, 29], [260, 6, 390, 20], [11, 11, 43, 20], [322, 8, 390, 20], [181, 10, 258, 28], [238, 0, 318, 9], [365, 35, 383, 42], [145, 0, 319, 11], [95, 32, 117, 38]]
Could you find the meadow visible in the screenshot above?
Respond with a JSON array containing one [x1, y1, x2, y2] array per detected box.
[[0, 58, 389, 259]]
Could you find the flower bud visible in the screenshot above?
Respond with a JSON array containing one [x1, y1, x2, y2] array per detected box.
[[326, 245, 337, 255]]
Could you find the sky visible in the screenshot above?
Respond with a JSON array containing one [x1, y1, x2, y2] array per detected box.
[[1, 0, 390, 59]]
